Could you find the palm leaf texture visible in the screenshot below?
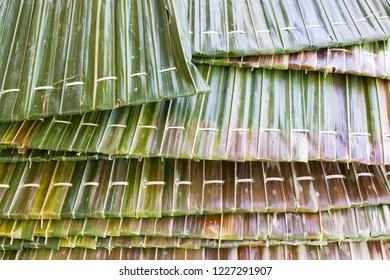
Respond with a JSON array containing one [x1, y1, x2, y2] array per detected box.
[[0, 159, 389, 219], [193, 41, 390, 79], [190, 0, 390, 56], [0, 65, 389, 164], [2, 241, 389, 260], [0, 0, 209, 122], [0, 0, 390, 260]]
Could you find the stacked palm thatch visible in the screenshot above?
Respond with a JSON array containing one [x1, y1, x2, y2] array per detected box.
[[0, 0, 390, 260]]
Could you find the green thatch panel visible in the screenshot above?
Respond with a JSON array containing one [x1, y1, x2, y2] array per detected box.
[[9, 237, 62, 251], [5, 241, 389, 260], [1, 206, 390, 242], [1, 0, 390, 261], [190, 0, 390, 56], [0, 159, 389, 219], [0, 65, 389, 164], [193, 41, 390, 79], [1, 235, 389, 253], [0, 0, 209, 122], [0, 148, 104, 163]]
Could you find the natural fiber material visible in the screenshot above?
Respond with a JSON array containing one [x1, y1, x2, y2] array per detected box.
[[0, 237, 61, 251], [190, 0, 390, 57], [193, 41, 390, 79], [4, 240, 390, 260], [1, 205, 390, 243], [0, 235, 389, 252], [1, 0, 390, 261], [1, 65, 389, 164], [0, 159, 389, 219], [0, 0, 209, 122]]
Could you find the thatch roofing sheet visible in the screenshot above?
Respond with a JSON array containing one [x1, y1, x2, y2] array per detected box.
[[0, 160, 389, 219], [190, 0, 390, 56], [4, 240, 390, 260], [0, 0, 209, 122], [0, 148, 98, 163], [1, 205, 390, 242], [1, 65, 389, 164], [1, 0, 390, 261], [193, 41, 390, 79], [0, 235, 389, 252]]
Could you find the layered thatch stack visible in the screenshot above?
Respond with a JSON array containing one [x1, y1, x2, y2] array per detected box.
[[0, 0, 390, 260]]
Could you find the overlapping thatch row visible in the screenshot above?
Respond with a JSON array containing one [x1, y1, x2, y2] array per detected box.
[[190, 0, 390, 56], [0, 236, 305, 251], [0, 159, 389, 219], [0, 235, 373, 252], [193, 41, 390, 79], [0, 236, 363, 251], [0, 0, 209, 122], [1, 0, 390, 261], [0, 148, 100, 163], [1, 65, 389, 164], [2, 240, 389, 260], [1, 205, 390, 242], [1, 235, 390, 252]]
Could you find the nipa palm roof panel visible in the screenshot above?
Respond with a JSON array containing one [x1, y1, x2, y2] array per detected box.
[[1, 0, 390, 262], [0, 148, 104, 163], [190, 0, 390, 57], [3, 240, 390, 260], [0, 236, 359, 251], [1, 65, 389, 164], [193, 40, 390, 79], [0, 233, 389, 252], [0, 0, 209, 122], [0, 236, 330, 252], [0, 159, 389, 219], [1, 205, 390, 242], [0, 237, 356, 252]]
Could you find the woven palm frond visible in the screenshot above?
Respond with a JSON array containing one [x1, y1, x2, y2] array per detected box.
[[190, 0, 390, 57], [193, 40, 390, 79], [0, 0, 209, 122], [1, 65, 389, 164]]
